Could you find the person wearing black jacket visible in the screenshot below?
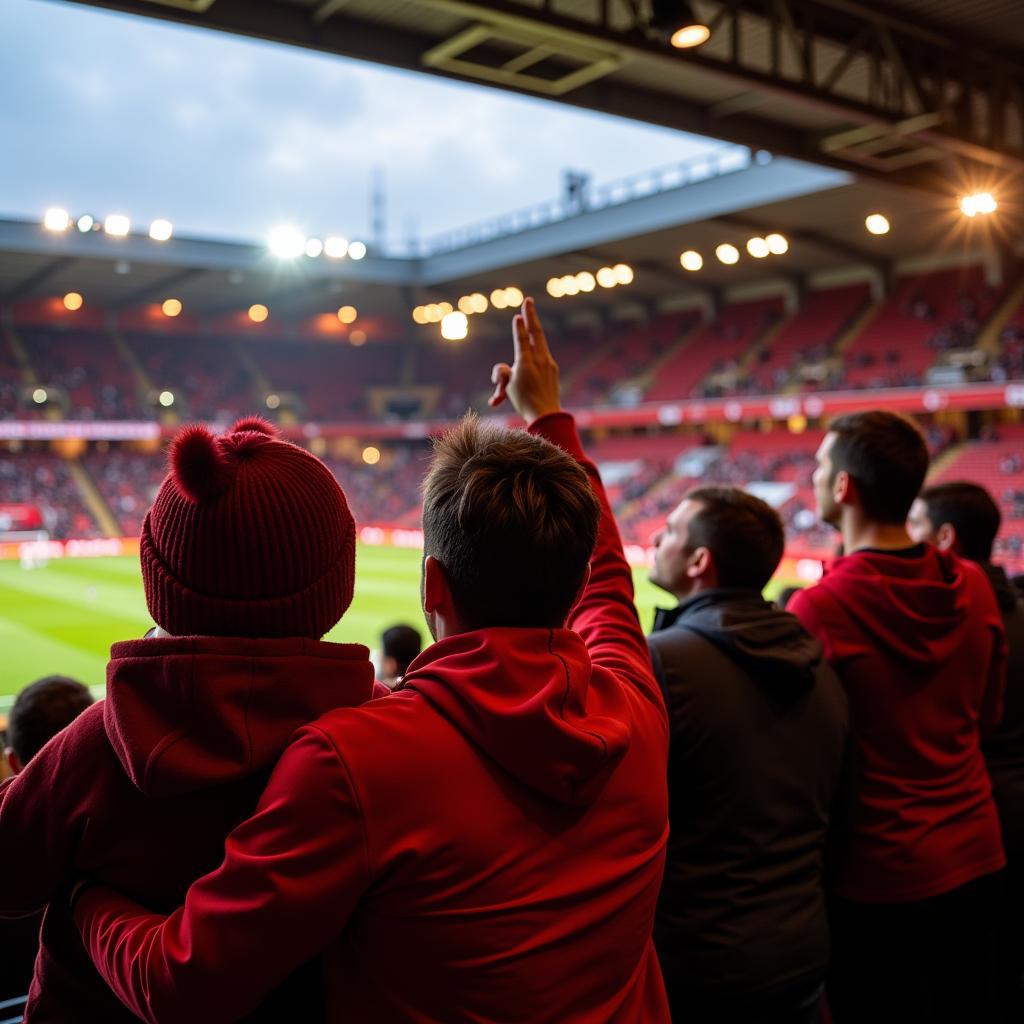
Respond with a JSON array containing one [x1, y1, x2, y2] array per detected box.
[[648, 485, 848, 1024], [909, 481, 1024, 1021]]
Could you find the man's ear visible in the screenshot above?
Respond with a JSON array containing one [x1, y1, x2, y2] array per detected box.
[[833, 469, 852, 506], [686, 547, 713, 579], [935, 522, 958, 552], [5, 747, 23, 776], [422, 555, 449, 615]]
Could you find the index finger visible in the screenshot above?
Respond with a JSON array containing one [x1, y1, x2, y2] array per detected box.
[[523, 297, 551, 358], [513, 313, 529, 363]]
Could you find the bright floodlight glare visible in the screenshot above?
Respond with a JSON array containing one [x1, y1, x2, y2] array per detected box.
[[337, 305, 357, 324], [104, 214, 131, 237], [412, 306, 428, 324], [576, 271, 596, 292], [266, 393, 282, 410], [561, 275, 580, 297], [746, 237, 770, 259], [652, 0, 711, 47], [438, 301, 454, 316], [149, 219, 173, 242], [470, 292, 488, 314], [76, 215, 95, 233], [63, 291, 83, 311], [162, 298, 182, 318], [362, 445, 381, 465], [324, 236, 349, 259], [491, 289, 509, 310], [865, 213, 891, 235], [458, 295, 474, 315], [441, 311, 469, 341], [596, 266, 617, 288], [248, 303, 269, 323], [349, 329, 367, 346], [613, 263, 634, 285], [304, 237, 324, 258], [504, 287, 524, 307], [268, 226, 306, 260], [961, 192, 997, 217], [348, 240, 367, 260], [680, 250, 703, 272], [43, 208, 70, 232], [424, 303, 442, 323], [671, 24, 711, 47], [159, 390, 175, 408], [32, 387, 47, 404], [766, 232, 789, 255], [716, 243, 740, 265], [547, 277, 565, 298]]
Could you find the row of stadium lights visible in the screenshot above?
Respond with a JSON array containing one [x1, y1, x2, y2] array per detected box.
[[412, 287, 525, 341], [679, 233, 790, 272], [546, 263, 635, 298]]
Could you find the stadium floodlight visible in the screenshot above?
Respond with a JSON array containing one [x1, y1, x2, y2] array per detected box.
[[337, 305, 358, 324], [63, 291, 84, 311], [504, 287, 524, 307], [104, 214, 131, 237], [149, 219, 174, 242], [576, 271, 596, 293], [679, 250, 703, 272], [424, 303, 441, 323], [651, 0, 711, 48], [561, 275, 580, 297], [441, 311, 469, 341], [162, 298, 182, 318], [324, 236, 349, 259], [248, 303, 269, 323], [43, 208, 70, 232], [613, 263, 634, 285], [304, 237, 324, 258], [960, 192, 997, 217], [348, 241, 367, 260], [470, 292, 488, 314], [746, 237, 770, 259], [412, 306, 428, 324], [458, 295, 475, 315], [865, 213, 891, 235], [159, 390, 175, 408], [438, 301, 454, 316], [547, 277, 565, 298], [349, 329, 367, 346], [716, 243, 740, 265], [266, 393, 282, 410], [268, 225, 306, 260], [32, 387, 48, 405], [76, 214, 95, 233], [362, 445, 381, 465], [596, 266, 617, 288], [491, 289, 509, 310], [765, 232, 789, 255]]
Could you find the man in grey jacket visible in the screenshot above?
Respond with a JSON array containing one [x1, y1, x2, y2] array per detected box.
[[648, 485, 848, 1024]]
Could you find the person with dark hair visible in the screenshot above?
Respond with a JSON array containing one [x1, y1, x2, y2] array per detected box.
[[378, 624, 423, 689], [648, 486, 848, 1024], [789, 412, 1007, 1024], [5, 675, 94, 774], [909, 481, 1024, 1020], [0, 676, 94, 1006], [71, 299, 670, 1023], [0, 418, 375, 1022]]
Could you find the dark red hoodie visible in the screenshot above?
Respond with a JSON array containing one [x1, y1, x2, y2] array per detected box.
[[0, 635, 375, 1021], [74, 412, 671, 1024], [789, 545, 1006, 903]]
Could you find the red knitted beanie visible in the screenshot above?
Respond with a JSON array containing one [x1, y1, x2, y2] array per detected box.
[[140, 417, 356, 639]]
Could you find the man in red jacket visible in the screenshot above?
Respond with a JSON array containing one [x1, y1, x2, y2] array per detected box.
[[788, 411, 1006, 1024], [0, 418, 376, 1022], [74, 299, 671, 1024]]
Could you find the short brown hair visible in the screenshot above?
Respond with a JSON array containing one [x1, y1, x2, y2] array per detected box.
[[919, 481, 1001, 562], [8, 675, 94, 765], [422, 416, 600, 629], [685, 486, 785, 591], [828, 411, 929, 524]]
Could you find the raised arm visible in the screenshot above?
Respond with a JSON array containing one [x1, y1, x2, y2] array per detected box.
[[491, 299, 663, 714], [75, 725, 370, 1024]]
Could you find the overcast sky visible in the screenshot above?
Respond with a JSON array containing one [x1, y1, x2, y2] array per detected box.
[[0, 0, 736, 247]]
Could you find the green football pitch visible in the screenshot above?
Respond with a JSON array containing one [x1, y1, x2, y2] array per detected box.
[[0, 545, 679, 708]]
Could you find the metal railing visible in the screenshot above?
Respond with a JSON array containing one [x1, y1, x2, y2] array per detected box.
[[0, 995, 26, 1024]]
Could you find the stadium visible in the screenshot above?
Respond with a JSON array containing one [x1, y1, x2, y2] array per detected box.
[[1, 0, 1023, 1021]]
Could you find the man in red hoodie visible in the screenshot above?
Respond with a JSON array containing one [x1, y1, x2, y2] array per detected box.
[[0, 418, 375, 1022], [788, 411, 1006, 1024], [73, 298, 671, 1023]]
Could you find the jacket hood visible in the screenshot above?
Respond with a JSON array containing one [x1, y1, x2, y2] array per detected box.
[[105, 635, 375, 798], [821, 545, 971, 668], [981, 561, 1019, 615], [654, 588, 822, 698], [400, 628, 630, 806]]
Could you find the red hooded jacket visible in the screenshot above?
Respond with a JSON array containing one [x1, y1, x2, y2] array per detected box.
[[789, 545, 1006, 903], [74, 412, 672, 1024], [0, 636, 375, 1021]]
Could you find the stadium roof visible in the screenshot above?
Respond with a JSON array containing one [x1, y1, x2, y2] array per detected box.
[[65, 0, 1024, 196]]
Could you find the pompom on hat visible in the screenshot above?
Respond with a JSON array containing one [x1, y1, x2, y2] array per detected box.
[[141, 417, 355, 639]]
